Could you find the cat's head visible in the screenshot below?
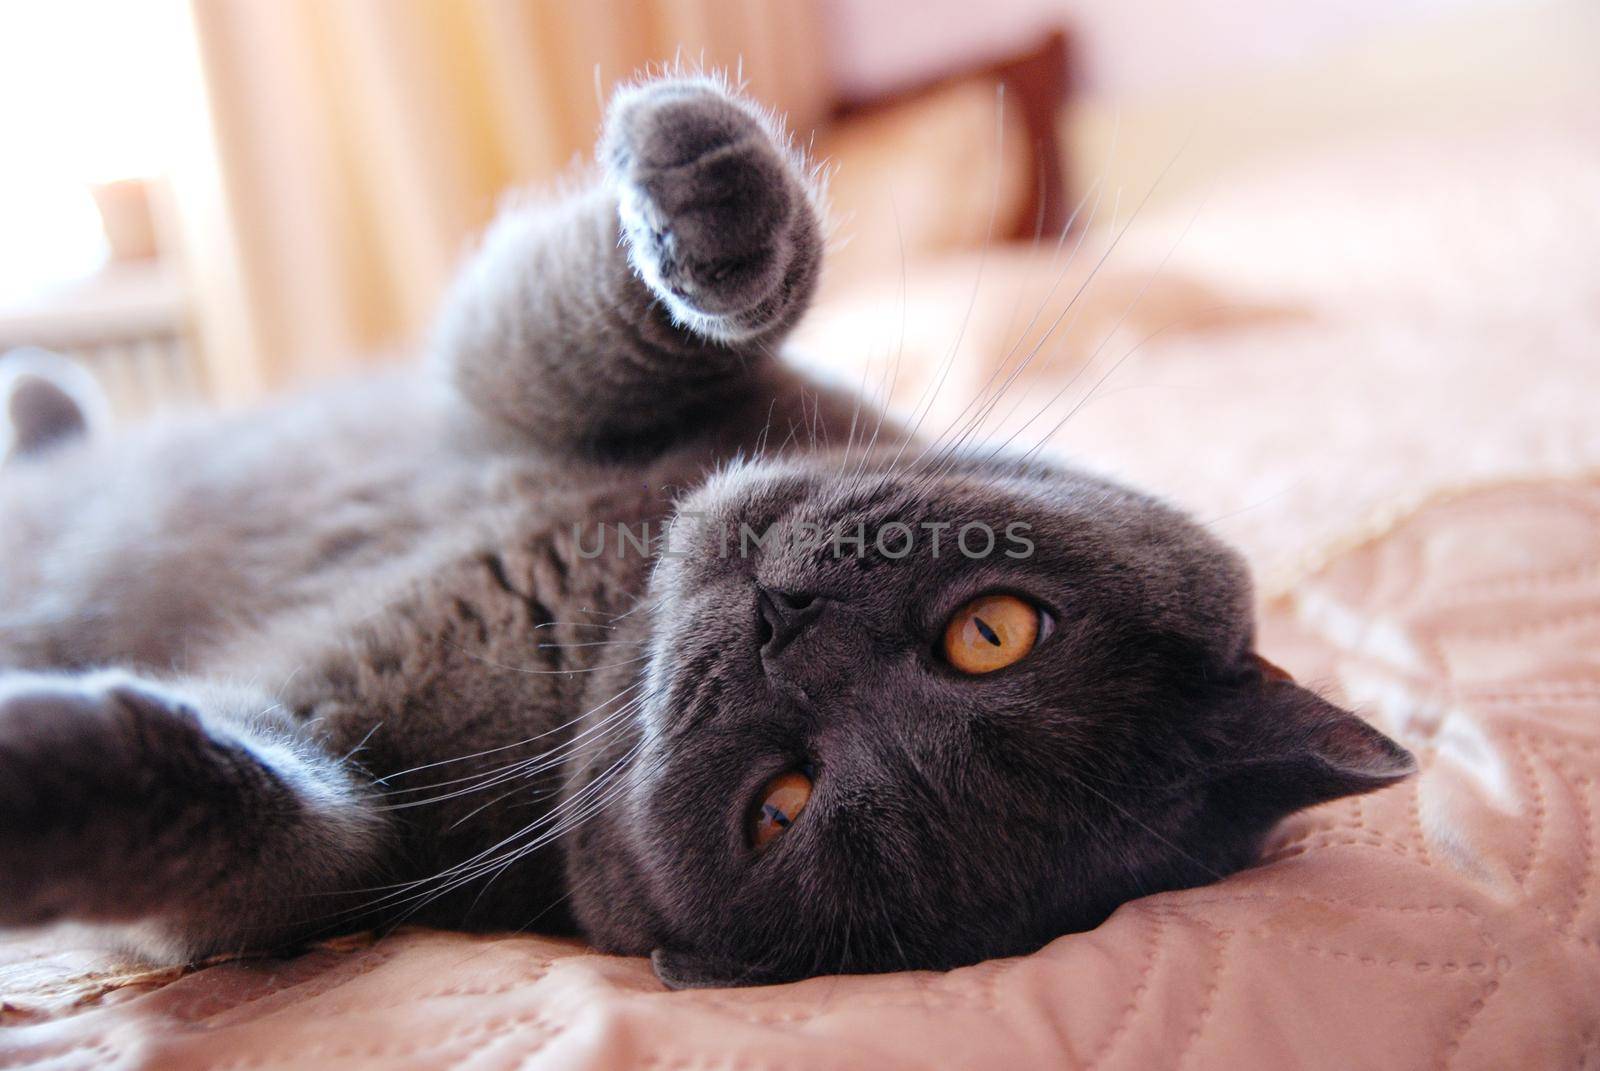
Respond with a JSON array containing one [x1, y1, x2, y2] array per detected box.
[[567, 451, 1414, 988]]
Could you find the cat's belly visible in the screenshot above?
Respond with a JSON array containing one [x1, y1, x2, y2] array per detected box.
[[0, 375, 683, 676]]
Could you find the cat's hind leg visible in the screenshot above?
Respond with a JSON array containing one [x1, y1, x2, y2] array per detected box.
[[0, 671, 387, 959]]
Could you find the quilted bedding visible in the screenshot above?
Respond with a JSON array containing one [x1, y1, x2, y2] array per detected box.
[[3, 117, 1598, 1068]]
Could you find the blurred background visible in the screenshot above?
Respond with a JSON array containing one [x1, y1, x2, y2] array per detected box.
[[1, 0, 1596, 578]]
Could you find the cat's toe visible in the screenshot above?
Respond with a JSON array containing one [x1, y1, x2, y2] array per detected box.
[[602, 78, 815, 329]]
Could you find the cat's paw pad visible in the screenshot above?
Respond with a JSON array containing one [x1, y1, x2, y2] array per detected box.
[[0, 675, 210, 926], [602, 78, 816, 335]]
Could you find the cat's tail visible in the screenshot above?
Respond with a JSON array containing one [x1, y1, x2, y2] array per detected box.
[[0, 347, 107, 464]]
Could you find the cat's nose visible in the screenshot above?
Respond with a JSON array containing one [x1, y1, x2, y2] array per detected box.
[[755, 586, 824, 659]]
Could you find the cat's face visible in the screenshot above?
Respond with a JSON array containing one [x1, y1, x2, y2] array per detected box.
[[568, 452, 1414, 988]]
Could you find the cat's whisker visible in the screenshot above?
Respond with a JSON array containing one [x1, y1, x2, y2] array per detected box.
[[1199, 480, 1302, 530], [374, 704, 630, 790], [446, 785, 538, 830], [502, 770, 650, 895], [904, 128, 1121, 475], [774, 413, 805, 456], [605, 592, 662, 624], [974, 143, 1195, 470], [487, 749, 644, 865], [838, 289, 902, 473], [904, 131, 1171, 492], [337, 720, 385, 766], [1017, 201, 1209, 465], [373, 727, 623, 811], [355, 769, 640, 917], [885, 85, 1009, 476], [874, 895, 918, 996], [916, 196, 1131, 482], [535, 637, 647, 651], [882, 117, 1127, 500], [1015, 318, 1208, 463], [844, 192, 913, 486], [823, 904, 856, 989], [907, 176, 1118, 482], [374, 680, 644, 787], [448, 643, 651, 677], [376, 738, 651, 921], [808, 387, 828, 451], [938, 245, 1135, 477], [374, 701, 638, 807], [323, 731, 650, 924], [1055, 764, 1227, 882], [850, 194, 918, 477], [753, 396, 780, 460]]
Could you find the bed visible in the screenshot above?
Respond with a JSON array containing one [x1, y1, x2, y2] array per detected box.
[[3, 94, 1598, 1071]]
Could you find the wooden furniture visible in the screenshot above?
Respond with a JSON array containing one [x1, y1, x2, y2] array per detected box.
[[0, 262, 202, 424]]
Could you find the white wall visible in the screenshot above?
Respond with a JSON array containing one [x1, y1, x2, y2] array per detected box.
[[821, 0, 1525, 101]]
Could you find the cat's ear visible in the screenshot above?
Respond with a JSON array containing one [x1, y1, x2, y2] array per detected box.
[[2, 348, 102, 462], [650, 948, 792, 990], [1210, 661, 1416, 817]]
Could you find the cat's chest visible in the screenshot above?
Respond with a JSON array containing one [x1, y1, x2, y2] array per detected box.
[[288, 475, 671, 807], [473, 449, 704, 601], [355, 448, 704, 687]]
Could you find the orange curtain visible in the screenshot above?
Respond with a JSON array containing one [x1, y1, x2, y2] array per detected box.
[[178, 0, 828, 402]]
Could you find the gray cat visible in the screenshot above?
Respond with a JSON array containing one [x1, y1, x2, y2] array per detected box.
[[0, 76, 1413, 989]]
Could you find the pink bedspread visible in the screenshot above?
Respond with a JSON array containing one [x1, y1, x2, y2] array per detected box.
[[4, 118, 1598, 1068]]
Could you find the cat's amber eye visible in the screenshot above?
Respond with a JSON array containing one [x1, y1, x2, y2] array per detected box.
[[750, 770, 813, 850], [942, 594, 1042, 674]]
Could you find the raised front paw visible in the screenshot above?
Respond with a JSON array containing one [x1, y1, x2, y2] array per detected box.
[[602, 77, 821, 340], [0, 674, 228, 926]]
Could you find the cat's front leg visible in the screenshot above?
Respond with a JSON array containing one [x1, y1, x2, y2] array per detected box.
[[601, 78, 823, 344], [440, 76, 825, 454], [0, 672, 386, 958]]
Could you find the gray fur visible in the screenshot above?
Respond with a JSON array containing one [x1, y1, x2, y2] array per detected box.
[[0, 78, 1412, 986]]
